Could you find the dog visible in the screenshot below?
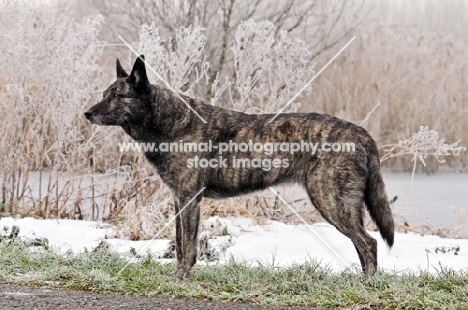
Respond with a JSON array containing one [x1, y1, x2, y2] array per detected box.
[[85, 55, 394, 279]]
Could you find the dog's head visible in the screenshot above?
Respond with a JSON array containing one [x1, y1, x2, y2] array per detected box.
[[84, 55, 152, 132]]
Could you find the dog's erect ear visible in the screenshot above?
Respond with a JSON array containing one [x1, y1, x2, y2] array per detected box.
[[129, 55, 149, 93], [116, 58, 129, 78]]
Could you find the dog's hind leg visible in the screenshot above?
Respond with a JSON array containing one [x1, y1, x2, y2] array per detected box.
[[305, 174, 378, 278]]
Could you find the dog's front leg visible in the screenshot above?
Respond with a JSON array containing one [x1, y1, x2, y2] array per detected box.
[[170, 192, 202, 280], [173, 198, 184, 271]]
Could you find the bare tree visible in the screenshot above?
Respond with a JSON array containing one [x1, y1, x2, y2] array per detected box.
[[72, 0, 371, 92]]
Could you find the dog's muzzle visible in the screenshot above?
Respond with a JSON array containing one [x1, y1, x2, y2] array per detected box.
[[84, 110, 94, 122]]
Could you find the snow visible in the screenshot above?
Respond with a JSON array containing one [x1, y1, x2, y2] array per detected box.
[[1, 216, 467, 275], [224, 218, 467, 273]]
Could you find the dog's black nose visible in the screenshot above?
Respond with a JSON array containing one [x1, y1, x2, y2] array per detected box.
[[84, 110, 92, 120]]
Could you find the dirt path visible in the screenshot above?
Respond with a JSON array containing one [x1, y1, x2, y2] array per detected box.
[[0, 284, 323, 310]]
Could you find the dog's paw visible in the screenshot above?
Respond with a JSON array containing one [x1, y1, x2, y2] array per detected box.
[[169, 267, 190, 280]]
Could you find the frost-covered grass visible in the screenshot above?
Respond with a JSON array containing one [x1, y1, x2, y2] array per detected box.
[[1, 216, 468, 308], [0, 242, 467, 309]]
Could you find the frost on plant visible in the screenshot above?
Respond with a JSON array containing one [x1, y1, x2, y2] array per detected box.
[[229, 20, 315, 113], [380, 126, 466, 166], [106, 184, 173, 240], [0, 4, 104, 172], [136, 19, 315, 114], [137, 23, 210, 95], [379, 126, 465, 190], [0, 2, 106, 215]]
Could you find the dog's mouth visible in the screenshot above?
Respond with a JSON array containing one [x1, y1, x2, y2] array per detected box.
[[84, 110, 117, 126]]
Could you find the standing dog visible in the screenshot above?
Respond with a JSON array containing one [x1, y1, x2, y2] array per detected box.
[[85, 55, 394, 279]]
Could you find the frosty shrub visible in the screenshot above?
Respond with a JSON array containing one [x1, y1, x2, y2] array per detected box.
[[228, 19, 314, 113], [0, 2, 104, 215], [0, 3, 103, 170], [380, 126, 466, 185], [106, 191, 175, 240], [137, 23, 210, 95], [380, 126, 466, 166], [135, 19, 314, 113], [85, 0, 370, 95], [0, 2, 165, 222]]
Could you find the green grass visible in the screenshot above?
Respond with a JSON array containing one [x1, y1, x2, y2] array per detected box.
[[0, 243, 467, 309]]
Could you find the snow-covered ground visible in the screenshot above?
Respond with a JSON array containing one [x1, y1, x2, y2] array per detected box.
[[1, 215, 467, 275]]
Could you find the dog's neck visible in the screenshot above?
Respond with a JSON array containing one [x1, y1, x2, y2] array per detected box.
[[127, 85, 201, 143]]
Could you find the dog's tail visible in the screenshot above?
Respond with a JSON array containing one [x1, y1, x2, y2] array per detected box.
[[365, 141, 394, 247]]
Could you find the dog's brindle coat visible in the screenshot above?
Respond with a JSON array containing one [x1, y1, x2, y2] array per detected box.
[[85, 56, 394, 279]]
